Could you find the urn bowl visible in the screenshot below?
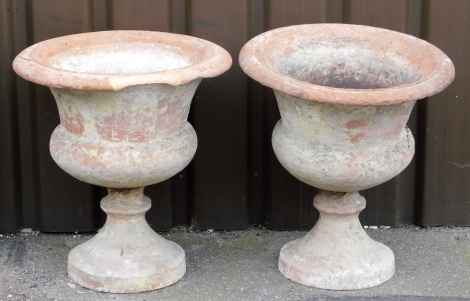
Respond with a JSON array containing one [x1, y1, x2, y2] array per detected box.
[[239, 24, 455, 192], [13, 30, 232, 188]]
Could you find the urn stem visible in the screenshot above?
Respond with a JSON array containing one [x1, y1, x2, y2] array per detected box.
[[102, 187, 149, 217]]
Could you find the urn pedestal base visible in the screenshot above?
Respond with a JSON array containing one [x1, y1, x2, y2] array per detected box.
[[278, 191, 394, 290], [68, 188, 185, 293]]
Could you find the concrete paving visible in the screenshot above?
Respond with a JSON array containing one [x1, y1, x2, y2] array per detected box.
[[0, 225, 469, 301]]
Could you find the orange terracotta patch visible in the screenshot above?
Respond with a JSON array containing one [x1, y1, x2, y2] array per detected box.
[[349, 132, 365, 143], [60, 112, 85, 135], [346, 119, 367, 130], [96, 112, 149, 143]]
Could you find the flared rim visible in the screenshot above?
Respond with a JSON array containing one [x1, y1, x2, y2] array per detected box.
[[239, 24, 455, 105], [13, 30, 232, 91]]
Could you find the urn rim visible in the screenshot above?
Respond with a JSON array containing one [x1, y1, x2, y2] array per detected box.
[[239, 24, 455, 105], [13, 30, 232, 91]]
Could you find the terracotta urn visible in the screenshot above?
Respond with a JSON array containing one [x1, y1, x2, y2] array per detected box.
[[239, 24, 454, 290], [13, 31, 231, 293]]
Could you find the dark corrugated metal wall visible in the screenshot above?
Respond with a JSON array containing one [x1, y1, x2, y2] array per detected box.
[[1, 0, 469, 233]]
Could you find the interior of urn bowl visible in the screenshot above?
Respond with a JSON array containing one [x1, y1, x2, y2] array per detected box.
[[16, 30, 232, 89], [13, 30, 232, 90], [276, 40, 422, 89], [251, 25, 445, 95], [47, 43, 191, 75], [32, 32, 198, 75]]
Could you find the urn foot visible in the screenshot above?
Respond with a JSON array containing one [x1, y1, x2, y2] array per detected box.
[[278, 191, 394, 290], [68, 188, 185, 293]]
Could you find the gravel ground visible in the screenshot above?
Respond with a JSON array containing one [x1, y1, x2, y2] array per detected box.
[[0, 225, 469, 301]]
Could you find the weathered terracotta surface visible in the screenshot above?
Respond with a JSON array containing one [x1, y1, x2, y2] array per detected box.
[[272, 92, 416, 192], [49, 82, 200, 188], [239, 24, 454, 290], [13, 30, 231, 293]]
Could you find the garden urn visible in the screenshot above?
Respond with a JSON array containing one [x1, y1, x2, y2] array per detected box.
[[13, 31, 231, 293], [239, 24, 454, 290]]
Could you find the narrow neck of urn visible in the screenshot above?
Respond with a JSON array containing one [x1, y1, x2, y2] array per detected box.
[[101, 187, 150, 217], [274, 91, 416, 148], [51, 80, 200, 143]]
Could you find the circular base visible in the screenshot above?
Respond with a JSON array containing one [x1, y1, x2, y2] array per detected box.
[[67, 191, 185, 293], [68, 237, 185, 293], [278, 191, 395, 290], [278, 234, 394, 290]]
